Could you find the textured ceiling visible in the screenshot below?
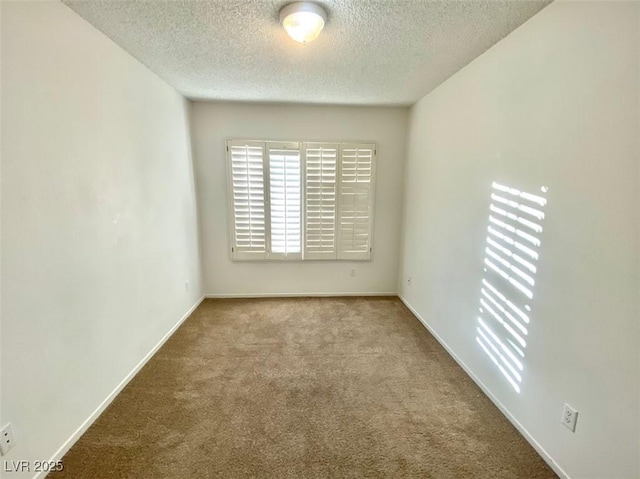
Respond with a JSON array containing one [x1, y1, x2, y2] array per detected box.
[[63, 0, 551, 106]]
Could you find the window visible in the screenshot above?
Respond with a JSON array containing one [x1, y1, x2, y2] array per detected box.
[[226, 139, 376, 261]]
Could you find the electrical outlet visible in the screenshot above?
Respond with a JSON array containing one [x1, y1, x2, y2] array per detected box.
[[350, 269, 356, 277], [184, 281, 190, 292], [0, 423, 15, 455], [407, 277, 412, 286], [561, 403, 578, 432]]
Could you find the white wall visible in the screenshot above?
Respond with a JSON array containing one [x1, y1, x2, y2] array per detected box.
[[191, 102, 408, 296], [398, 2, 639, 478], [1, 2, 203, 477]]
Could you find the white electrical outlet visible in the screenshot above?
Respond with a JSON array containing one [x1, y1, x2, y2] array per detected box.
[[350, 269, 356, 277], [0, 423, 15, 455], [561, 403, 578, 432], [184, 281, 190, 292]]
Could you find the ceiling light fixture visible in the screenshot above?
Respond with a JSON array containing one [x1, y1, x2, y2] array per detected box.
[[279, 2, 327, 44]]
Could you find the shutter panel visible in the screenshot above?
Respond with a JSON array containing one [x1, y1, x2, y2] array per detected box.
[[266, 142, 302, 260], [304, 142, 338, 260], [227, 140, 267, 260], [337, 143, 376, 260]]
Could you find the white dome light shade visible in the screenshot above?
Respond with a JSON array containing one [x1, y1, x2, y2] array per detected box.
[[279, 2, 327, 44]]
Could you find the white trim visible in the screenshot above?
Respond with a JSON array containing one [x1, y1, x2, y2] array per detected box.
[[34, 295, 206, 479], [397, 294, 569, 479], [205, 292, 396, 298], [34, 293, 564, 479]]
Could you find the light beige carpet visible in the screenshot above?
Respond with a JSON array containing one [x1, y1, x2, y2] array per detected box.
[[52, 297, 556, 478]]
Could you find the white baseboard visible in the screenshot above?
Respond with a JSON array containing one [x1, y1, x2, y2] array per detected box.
[[205, 292, 397, 298], [34, 295, 206, 479], [35, 294, 566, 479], [397, 294, 569, 479]]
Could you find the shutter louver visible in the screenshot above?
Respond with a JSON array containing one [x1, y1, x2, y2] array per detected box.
[[338, 144, 376, 260], [228, 140, 267, 260], [267, 142, 302, 259], [227, 139, 376, 262], [304, 143, 338, 260]]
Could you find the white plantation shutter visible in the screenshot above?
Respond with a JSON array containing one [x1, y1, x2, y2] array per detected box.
[[227, 138, 376, 262], [227, 140, 267, 260], [266, 142, 302, 259], [337, 143, 376, 260], [304, 143, 338, 260]]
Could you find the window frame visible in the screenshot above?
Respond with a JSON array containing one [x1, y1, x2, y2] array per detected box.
[[226, 138, 376, 262]]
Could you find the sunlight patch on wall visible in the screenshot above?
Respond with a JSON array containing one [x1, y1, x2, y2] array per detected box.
[[476, 182, 548, 393]]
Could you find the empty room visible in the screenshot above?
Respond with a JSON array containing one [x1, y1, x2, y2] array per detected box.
[[1, 0, 638, 478]]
